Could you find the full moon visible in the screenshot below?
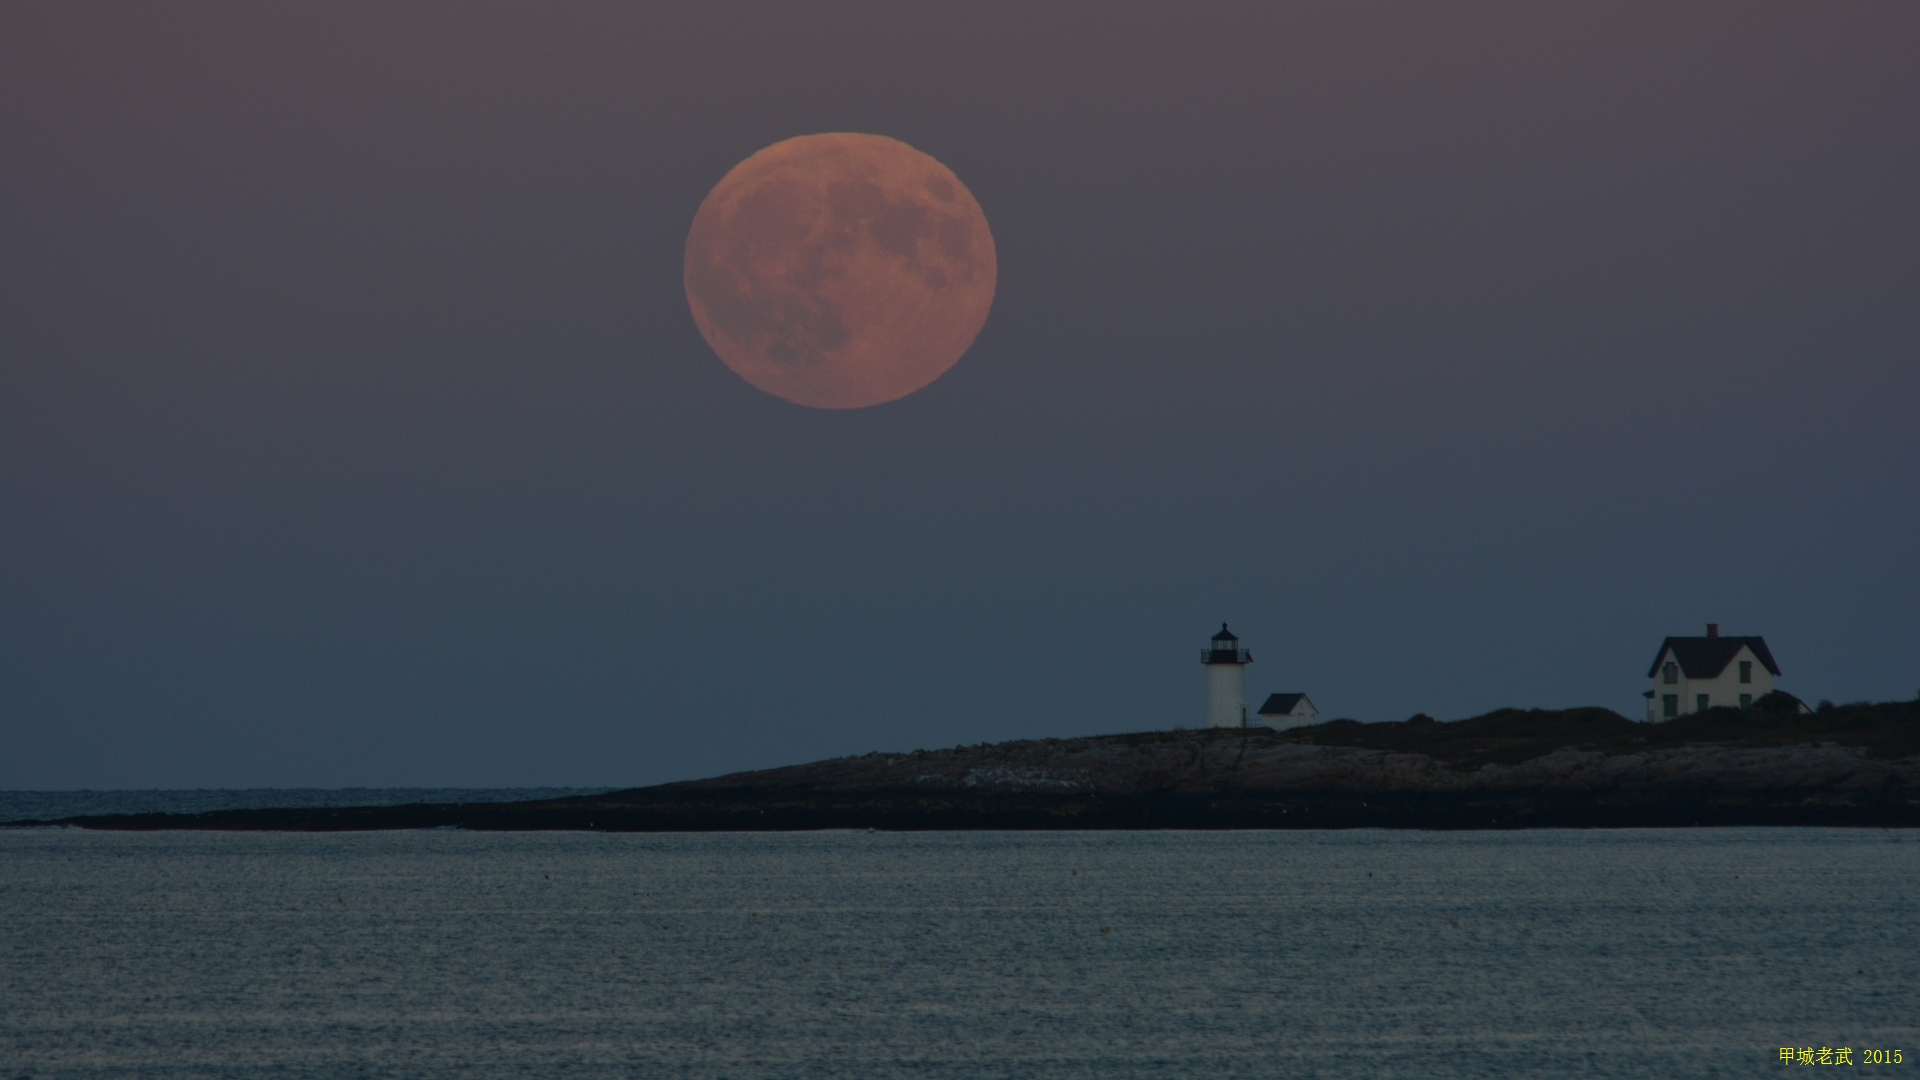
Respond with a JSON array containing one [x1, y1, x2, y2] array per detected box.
[[683, 133, 996, 409]]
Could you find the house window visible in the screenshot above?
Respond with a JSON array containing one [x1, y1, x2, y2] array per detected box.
[[1696, 693, 1710, 713], [1663, 662, 1678, 685], [1662, 694, 1678, 718], [1739, 661, 1752, 684], [1740, 693, 1752, 709]]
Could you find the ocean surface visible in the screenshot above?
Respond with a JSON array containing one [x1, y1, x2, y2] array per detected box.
[[2, 827, 1914, 1079], [0, 788, 616, 823]]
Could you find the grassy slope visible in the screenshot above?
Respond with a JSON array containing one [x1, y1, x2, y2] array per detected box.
[[1093, 698, 1920, 767]]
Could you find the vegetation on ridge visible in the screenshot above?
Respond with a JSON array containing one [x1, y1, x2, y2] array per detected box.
[[798, 698, 1920, 778], [1247, 697, 1920, 766]]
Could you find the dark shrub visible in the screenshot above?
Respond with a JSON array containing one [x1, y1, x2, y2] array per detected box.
[[1752, 690, 1805, 715]]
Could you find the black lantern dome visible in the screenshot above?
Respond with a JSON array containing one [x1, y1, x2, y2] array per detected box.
[[1203, 623, 1251, 664]]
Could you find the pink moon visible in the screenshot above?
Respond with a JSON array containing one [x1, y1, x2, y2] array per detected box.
[[683, 133, 997, 409]]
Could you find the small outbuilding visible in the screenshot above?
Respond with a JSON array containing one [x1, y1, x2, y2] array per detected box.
[[1255, 692, 1319, 731], [1644, 623, 1780, 721]]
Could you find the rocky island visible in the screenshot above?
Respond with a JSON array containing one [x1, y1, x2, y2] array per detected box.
[[24, 699, 1920, 831]]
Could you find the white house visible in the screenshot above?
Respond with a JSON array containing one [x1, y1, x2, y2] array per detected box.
[[1255, 693, 1319, 731], [1643, 623, 1780, 721]]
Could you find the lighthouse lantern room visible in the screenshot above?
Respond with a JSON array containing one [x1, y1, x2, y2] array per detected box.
[[1202, 623, 1251, 728]]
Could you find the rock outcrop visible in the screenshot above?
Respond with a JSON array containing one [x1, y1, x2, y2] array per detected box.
[[696, 738, 1916, 795]]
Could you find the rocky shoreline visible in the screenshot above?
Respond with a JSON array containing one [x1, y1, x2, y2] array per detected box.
[[17, 701, 1920, 831]]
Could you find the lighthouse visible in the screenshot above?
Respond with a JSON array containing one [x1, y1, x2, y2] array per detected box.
[[1202, 623, 1251, 728]]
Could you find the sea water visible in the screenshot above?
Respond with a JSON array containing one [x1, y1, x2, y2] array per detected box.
[[0, 789, 616, 823], [1, 828, 1914, 1079]]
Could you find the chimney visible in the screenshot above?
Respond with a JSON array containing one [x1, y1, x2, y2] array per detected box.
[[1706, 623, 1719, 638]]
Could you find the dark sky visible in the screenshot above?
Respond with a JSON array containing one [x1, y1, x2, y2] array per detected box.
[[4, 2, 1916, 789]]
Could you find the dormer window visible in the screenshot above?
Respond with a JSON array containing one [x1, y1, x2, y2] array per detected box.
[[1663, 662, 1678, 685], [1739, 661, 1752, 684]]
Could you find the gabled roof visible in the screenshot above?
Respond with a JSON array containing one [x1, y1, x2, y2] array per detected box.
[[1258, 693, 1311, 715], [1647, 636, 1780, 679]]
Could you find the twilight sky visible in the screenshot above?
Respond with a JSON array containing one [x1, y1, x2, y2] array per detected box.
[[3, 2, 1916, 789]]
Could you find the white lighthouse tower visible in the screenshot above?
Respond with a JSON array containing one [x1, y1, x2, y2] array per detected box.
[[1202, 623, 1251, 728]]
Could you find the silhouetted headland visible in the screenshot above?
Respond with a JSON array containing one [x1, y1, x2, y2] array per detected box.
[[19, 700, 1920, 831]]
